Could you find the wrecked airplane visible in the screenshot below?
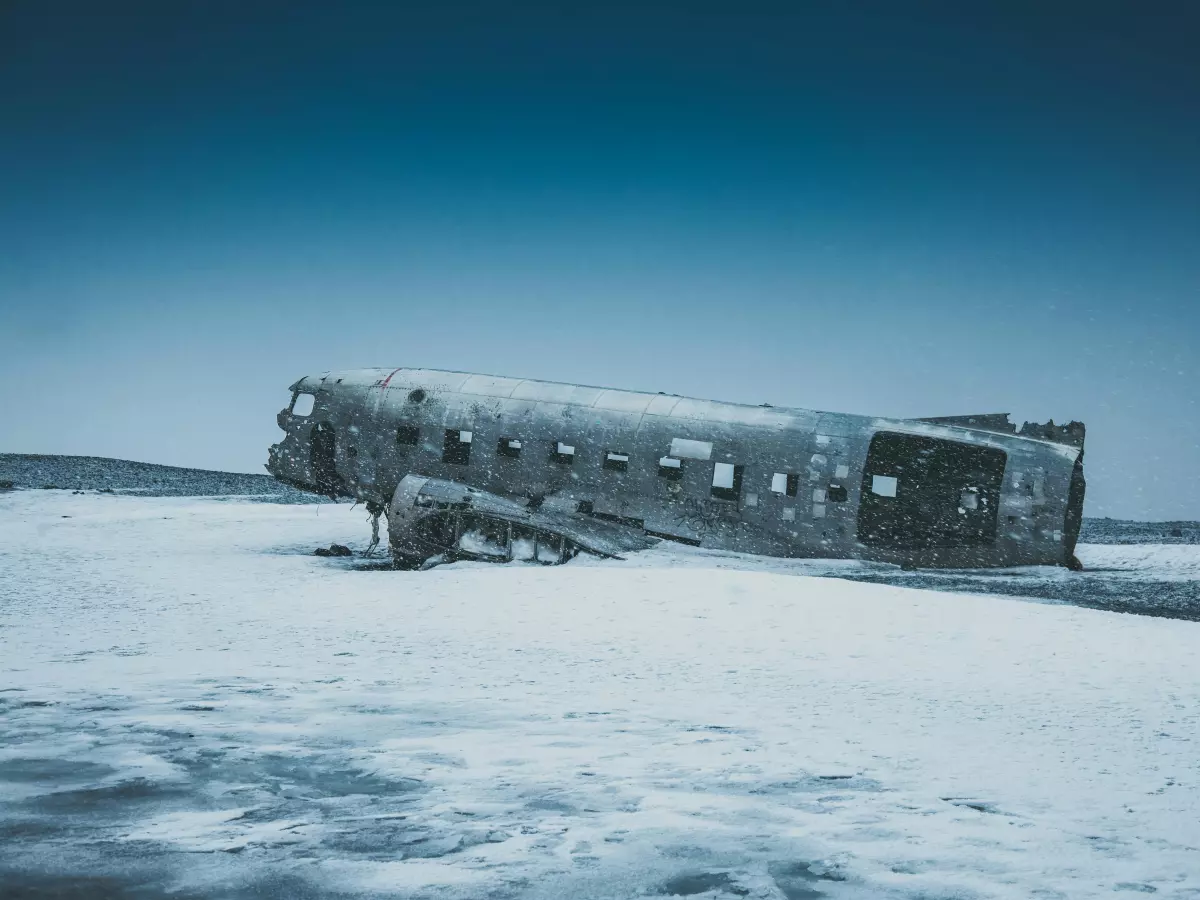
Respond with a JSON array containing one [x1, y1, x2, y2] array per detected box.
[[267, 368, 1086, 570]]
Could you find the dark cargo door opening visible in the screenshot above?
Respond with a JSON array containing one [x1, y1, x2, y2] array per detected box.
[[858, 432, 1006, 551], [310, 423, 340, 497]]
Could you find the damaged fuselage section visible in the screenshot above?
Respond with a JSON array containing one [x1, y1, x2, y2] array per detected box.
[[267, 368, 1086, 570], [387, 474, 655, 568]]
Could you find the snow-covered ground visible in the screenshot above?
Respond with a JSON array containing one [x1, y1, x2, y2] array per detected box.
[[3, 491, 1199, 899]]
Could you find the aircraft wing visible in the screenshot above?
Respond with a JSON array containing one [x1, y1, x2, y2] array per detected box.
[[386, 475, 656, 567]]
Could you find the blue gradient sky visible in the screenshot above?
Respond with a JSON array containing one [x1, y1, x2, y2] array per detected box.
[[2, 1, 1197, 519]]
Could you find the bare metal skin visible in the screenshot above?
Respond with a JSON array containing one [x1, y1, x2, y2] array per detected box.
[[267, 368, 1085, 569]]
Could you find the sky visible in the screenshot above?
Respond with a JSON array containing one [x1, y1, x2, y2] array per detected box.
[[1, 1, 1197, 520]]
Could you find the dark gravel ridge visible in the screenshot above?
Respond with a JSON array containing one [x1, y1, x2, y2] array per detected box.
[[1080, 517, 1200, 545], [0, 453, 323, 503]]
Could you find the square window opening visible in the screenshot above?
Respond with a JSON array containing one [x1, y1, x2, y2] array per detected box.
[[292, 393, 316, 417], [443, 429, 472, 465], [552, 442, 576, 465], [658, 456, 683, 480], [711, 462, 744, 501], [770, 472, 800, 496], [828, 484, 848, 503], [604, 450, 630, 472], [396, 425, 420, 446], [497, 437, 522, 459]]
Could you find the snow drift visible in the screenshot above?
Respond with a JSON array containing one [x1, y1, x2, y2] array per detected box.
[[2, 491, 1198, 899]]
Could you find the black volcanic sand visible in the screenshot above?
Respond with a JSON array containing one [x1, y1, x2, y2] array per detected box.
[[0, 454, 321, 502], [1079, 518, 1199, 544]]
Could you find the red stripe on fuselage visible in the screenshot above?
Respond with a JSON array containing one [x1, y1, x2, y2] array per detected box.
[[379, 367, 403, 391]]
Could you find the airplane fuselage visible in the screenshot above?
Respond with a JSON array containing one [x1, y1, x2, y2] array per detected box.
[[267, 367, 1085, 568]]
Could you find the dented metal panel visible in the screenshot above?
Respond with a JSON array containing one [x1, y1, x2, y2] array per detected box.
[[592, 390, 656, 414], [458, 373, 525, 398]]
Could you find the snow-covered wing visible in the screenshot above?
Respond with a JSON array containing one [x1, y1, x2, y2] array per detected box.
[[387, 475, 655, 564]]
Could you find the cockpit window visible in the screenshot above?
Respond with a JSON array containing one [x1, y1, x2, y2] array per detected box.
[[292, 393, 316, 417]]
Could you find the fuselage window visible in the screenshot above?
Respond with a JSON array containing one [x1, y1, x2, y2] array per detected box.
[[770, 472, 800, 496], [497, 437, 522, 458], [711, 462, 744, 501], [552, 442, 575, 465], [397, 425, 420, 446], [604, 451, 630, 472], [443, 429, 473, 465], [658, 456, 683, 480], [292, 393, 316, 417]]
